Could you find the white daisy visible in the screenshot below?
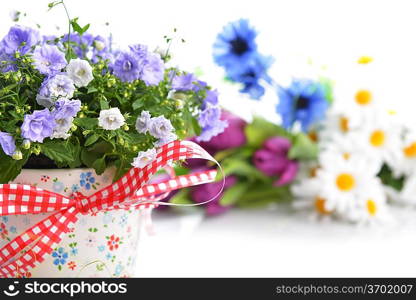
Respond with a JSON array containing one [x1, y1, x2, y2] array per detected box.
[[345, 178, 390, 224], [317, 153, 378, 214], [353, 110, 401, 164], [386, 130, 416, 177], [292, 177, 334, 217]]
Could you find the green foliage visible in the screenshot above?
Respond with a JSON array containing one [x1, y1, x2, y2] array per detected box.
[[378, 164, 404, 191], [245, 116, 289, 148], [288, 133, 318, 160]]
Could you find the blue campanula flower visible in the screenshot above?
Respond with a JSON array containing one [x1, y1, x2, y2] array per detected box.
[[36, 73, 75, 108], [0, 25, 40, 55], [276, 79, 328, 132], [0, 132, 16, 156], [171, 73, 198, 91], [213, 19, 258, 69], [53, 98, 81, 120], [139, 52, 165, 86], [197, 120, 228, 143], [111, 50, 141, 82], [32, 44, 67, 75], [21, 109, 56, 143]]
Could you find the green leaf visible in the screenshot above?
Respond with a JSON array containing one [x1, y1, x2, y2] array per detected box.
[[0, 152, 29, 183], [87, 87, 98, 94], [169, 189, 193, 205], [219, 183, 248, 206], [222, 159, 269, 182], [74, 117, 98, 130], [191, 117, 202, 136], [378, 164, 404, 191], [99, 99, 109, 110], [132, 100, 144, 111], [92, 157, 106, 175], [84, 134, 100, 147], [245, 117, 289, 148], [288, 133, 318, 160], [236, 184, 292, 207], [41, 141, 77, 166]]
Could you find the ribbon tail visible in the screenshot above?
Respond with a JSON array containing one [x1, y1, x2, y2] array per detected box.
[[0, 207, 79, 278]]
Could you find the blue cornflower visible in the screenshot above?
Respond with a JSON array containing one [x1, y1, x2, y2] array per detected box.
[[52, 247, 68, 266], [227, 54, 273, 100], [276, 79, 328, 132], [213, 19, 258, 69]]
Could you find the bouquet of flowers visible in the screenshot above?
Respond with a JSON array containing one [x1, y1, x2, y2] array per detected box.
[[166, 19, 416, 225], [0, 2, 225, 183]]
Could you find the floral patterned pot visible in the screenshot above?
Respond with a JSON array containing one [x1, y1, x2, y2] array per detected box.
[[0, 168, 145, 278]]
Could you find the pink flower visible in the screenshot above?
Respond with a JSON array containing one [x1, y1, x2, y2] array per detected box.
[[253, 137, 298, 186]]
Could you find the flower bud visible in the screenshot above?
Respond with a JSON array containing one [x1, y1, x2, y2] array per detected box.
[[71, 124, 78, 132], [32, 146, 41, 155], [122, 124, 129, 131], [12, 150, 23, 160], [22, 139, 31, 150]]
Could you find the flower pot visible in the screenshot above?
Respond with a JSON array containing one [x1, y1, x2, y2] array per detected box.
[[0, 168, 145, 278]]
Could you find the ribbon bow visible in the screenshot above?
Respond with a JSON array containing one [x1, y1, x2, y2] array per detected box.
[[0, 140, 221, 278]]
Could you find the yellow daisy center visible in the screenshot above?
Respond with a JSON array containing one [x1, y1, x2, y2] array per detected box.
[[315, 197, 331, 215], [366, 199, 377, 216], [357, 56, 373, 64], [369, 130, 385, 147], [336, 173, 355, 191], [309, 166, 318, 178], [355, 90, 372, 106], [308, 131, 318, 143], [403, 142, 416, 158], [339, 116, 349, 132]]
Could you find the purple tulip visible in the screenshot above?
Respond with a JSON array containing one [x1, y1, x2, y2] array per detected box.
[[253, 137, 298, 186], [191, 174, 237, 215]]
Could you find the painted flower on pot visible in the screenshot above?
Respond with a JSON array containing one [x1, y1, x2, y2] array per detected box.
[[0, 223, 9, 240], [80, 172, 98, 190], [52, 247, 69, 270], [106, 235, 122, 251], [67, 261, 77, 270]]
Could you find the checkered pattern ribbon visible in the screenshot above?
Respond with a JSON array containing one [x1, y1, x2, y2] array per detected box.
[[0, 140, 221, 278]]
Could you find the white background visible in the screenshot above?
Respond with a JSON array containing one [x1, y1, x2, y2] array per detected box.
[[2, 0, 416, 277]]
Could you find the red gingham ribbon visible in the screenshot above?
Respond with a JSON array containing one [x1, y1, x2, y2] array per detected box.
[[0, 140, 221, 278]]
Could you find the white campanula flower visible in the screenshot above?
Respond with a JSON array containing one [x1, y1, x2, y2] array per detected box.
[[51, 117, 73, 140], [148, 115, 175, 140], [132, 148, 157, 169], [98, 108, 125, 130], [135, 110, 152, 133], [66, 58, 94, 87]]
